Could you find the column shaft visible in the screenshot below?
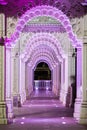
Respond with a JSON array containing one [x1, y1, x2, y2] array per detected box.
[[74, 47, 83, 122], [6, 47, 13, 119], [79, 44, 87, 124], [0, 44, 7, 124]]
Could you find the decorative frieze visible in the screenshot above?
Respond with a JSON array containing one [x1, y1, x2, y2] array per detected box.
[[22, 24, 65, 33]]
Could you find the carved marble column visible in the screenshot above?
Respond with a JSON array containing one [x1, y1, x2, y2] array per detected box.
[[56, 63, 60, 97], [52, 64, 56, 94], [79, 43, 87, 124], [60, 60, 64, 103], [64, 56, 68, 106], [27, 64, 33, 96], [19, 60, 26, 104], [12, 56, 21, 107], [60, 57, 68, 105], [0, 41, 7, 124], [74, 47, 82, 121], [58, 63, 61, 98], [6, 46, 13, 120], [25, 64, 29, 99]]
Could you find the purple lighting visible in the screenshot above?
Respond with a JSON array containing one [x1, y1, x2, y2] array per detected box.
[[62, 121, 66, 124], [22, 117, 25, 120], [36, 87, 38, 90], [21, 122, 24, 125], [46, 87, 49, 90], [0, 0, 8, 5]]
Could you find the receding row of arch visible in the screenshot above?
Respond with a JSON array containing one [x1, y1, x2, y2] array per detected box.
[[21, 33, 65, 64]]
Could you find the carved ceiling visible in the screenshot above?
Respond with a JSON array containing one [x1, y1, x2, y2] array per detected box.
[[0, 0, 85, 18]]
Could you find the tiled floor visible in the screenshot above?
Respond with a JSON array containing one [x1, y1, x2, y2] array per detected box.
[[0, 90, 87, 130]]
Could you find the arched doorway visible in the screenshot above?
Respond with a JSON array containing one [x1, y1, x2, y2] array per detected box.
[[5, 5, 83, 124], [34, 62, 52, 91]]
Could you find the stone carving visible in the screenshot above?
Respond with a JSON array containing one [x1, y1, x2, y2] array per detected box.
[[28, 16, 60, 24], [7, 17, 18, 37], [70, 17, 83, 37], [0, 0, 84, 38], [8, 5, 81, 49], [22, 16, 65, 33], [53, 32, 70, 53]]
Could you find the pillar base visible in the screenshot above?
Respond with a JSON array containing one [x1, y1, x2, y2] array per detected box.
[[13, 94, 21, 107], [60, 89, 68, 106], [74, 98, 82, 120], [0, 102, 8, 124], [79, 101, 87, 124], [6, 98, 14, 119], [53, 86, 57, 96], [20, 91, 26, 104]]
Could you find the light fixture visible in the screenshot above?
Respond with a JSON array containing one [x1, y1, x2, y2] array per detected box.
[[81, 0, 87, 6], [36, 87, 38, 90], [46, 87, 49, 90], [21, 122, 24, 124], [62, 121, 66, 124], [22, 117, 25, 120], [0, 0, 8, 5]]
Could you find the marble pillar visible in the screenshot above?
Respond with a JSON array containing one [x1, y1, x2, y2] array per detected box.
[[56, 63, 60, 97], [60, 60, 64, 102], [74, 47, 82, 121], [27, 64, 33, 97], [25, 64, 29, 99], [64, 56, 69, 106], [0, 44, 7, 124], [20, 60, 26, 104], [12, 56, 21, 107], [79, 44, 87, 124], [52, 65, 56, 94], [6, 46, 13, 120], [60, 57, 68, 105]]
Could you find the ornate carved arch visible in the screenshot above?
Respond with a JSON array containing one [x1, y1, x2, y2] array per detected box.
[[7, 5, 82, 47], [22, 33, 65, 61]]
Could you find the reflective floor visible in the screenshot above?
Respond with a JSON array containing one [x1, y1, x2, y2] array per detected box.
[[0, 90, 87, 130]]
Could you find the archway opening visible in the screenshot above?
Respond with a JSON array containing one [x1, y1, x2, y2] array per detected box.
[[34, 62, 52, 91]]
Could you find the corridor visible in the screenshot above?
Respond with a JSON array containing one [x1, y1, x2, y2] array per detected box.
[[0, 91, 87, 130]]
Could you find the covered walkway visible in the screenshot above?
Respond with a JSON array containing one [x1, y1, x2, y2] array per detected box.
[[0, 91, 87, 130]]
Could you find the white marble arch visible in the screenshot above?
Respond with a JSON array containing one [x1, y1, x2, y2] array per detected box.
[[30, 53, 68, 104], [22, 33, 65, 60], [5, 6, 82, 102], [5, 5, 83, 123], [20, 35, 68, 104], [24, 43, 62, 63], [7, 5, 82, 48], [21, 33, 64, 94]]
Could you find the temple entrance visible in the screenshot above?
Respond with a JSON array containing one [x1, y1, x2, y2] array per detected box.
[[0, 4, 84, 125], [34, 62, 52, 91]]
